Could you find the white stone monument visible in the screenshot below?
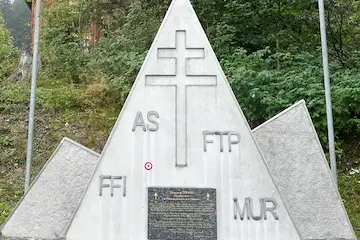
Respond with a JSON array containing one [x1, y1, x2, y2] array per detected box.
[[1, 102, 355, 239], [0, 138, 99, 240], [66, 0, 301, 239], [253, 100, 357, 240]]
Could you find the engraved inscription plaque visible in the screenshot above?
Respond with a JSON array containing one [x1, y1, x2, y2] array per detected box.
[[148, 187, 217, 240]]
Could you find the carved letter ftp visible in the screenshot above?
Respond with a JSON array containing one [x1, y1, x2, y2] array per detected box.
[[203, 131, 240, 152], [145, 30, 217, 167]]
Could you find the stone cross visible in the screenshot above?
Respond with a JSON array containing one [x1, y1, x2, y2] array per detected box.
[[146, 30, 217, 167]]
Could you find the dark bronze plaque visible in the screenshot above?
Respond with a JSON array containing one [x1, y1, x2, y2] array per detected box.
[[148, 187, 217, 240]]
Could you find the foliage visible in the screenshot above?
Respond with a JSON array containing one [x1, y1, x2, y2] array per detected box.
[[40, 0, 91, 83], [0, 83, 29, 104], [193, 0, 320, 57], [0, 12, 18, 81], [339, 170, 360, 239], [0, 0, 30, 50], [0, 183, 21, 224], [0, 79, 117, 226], [325, 0, 360, 67], [85, 0, 169, 103], [222, 48, 360, 147]]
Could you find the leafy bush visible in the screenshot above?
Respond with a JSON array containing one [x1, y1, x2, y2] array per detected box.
[[40, 0, 90, 83], [0, 13, 18, 81], [0, 84, 29, 104], [86, 0, 164, 104], [36, 85, 84, 111], [222, 48, 360, 151]]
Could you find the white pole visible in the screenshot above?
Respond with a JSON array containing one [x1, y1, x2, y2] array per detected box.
[[318, 0, 337, 187], [25, 0, 41, 192]]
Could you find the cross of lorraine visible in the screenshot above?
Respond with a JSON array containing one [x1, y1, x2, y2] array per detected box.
[[145, 30, 217, 167]]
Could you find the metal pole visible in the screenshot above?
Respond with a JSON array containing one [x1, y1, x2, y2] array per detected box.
[[318, 0, 337, 187], [25, 0, 41, 192]]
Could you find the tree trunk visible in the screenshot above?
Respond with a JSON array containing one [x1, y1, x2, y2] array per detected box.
[[7, 50, 33, 82]]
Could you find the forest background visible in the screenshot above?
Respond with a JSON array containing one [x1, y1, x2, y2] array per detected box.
[[0, 0, 359, 237]]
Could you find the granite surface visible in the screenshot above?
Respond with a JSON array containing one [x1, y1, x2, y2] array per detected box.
[[0, 138, 99, 240], [253, 100, 357, 240], [148, 187, 217, 239]]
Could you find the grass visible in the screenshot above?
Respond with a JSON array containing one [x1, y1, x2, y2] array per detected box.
[[338, 140, 360, 238], [339, 172, 360, 238], [0, 79, 118, 225], [0, 79, 359, 239]]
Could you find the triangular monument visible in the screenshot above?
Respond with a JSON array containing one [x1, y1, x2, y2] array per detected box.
[[0, 138, 99, 240], [66, 0, 301, 239], [253, 100, 356, 240]]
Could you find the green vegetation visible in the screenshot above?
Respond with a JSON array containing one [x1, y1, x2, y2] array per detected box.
[[0, 13, 18, 80], [0, 0, 359, 237], [0, 0, 31, 49], [0, 80, 118, 223]]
